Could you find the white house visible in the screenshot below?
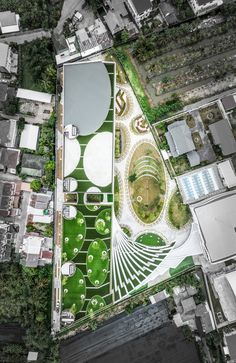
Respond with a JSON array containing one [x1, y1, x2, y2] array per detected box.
[[0, 42, 18, 74], [20, 235, 52, 268], [187, 0, 223, 16], [17, 88, 54, 123], [0, 11, 20, 34], [126, 0, 153, 26], [20, 124, 39, 151]]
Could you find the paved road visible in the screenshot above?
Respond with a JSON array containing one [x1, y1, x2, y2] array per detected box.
[[54, 0, 95, 35], [0, 29, 51, 44], [60, 301, 170, 363]]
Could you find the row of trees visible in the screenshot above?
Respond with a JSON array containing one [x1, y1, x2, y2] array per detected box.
[[0, 263, 58, 362]]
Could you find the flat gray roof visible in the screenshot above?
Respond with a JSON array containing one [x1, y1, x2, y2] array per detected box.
[[209, 119, 236, 156], [165, 120, 195, 156], [194, 192, 236, 263], [63, 62, 112, 136]]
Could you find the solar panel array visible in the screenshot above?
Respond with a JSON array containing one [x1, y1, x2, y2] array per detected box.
[[179, 167, 223, 203]]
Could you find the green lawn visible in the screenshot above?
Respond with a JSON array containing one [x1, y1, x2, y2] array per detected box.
[[95, 209, 112, 235], [86, 204, 101, 212], [168, 191, 191, 229], [87, 239, 109, 287], [62, 268, 86, 314], [86, 295, 106, 315], [63, 211, 86, 261], [169, 256, 194, 276], [136, 233, 166, 247]]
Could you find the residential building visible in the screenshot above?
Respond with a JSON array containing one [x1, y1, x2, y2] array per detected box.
[[0, 147, 20, 174], [209, 119, 236, 156], [173, 285, 214, 334], [19, 124, 39, 151], [221, 94, 236, 113], [187, 0, 223, 16], [159, 0, 178, 26], [0, 118, 17, 147], [0, 42, 18, 74], [165, 120, 200, 166], [217, 159, 236, 189], [224, 331, 236, 362], [16, 88, 54, 124], [126, 0, 153, 26], [192, 191, 236, 263], [213, 269, 236, 323], [0, 180, 21, 217], [20, 234, 53, 267], [104, 0, 138, 36], [21, 153, 48, 178], [27, 191, 53, 224], [55, 35, 81, 66], [0, 222, 17, 262], [0, 11, 20, 34], [0, 83, 8, 109], [76, 18, 112, 58]]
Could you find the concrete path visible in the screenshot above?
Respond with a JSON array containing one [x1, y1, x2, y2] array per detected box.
[[0, 29, 51, 44], [55, 0, 95, 35]]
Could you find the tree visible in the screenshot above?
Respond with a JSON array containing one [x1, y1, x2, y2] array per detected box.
[[128, 173, 137, 183], [30, 179, 42, 192], [41, 64, 57, 94], [121, 30, 129, 43], [18, 117, 25, 133]]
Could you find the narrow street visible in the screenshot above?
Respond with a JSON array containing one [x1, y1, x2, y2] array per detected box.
[[0, 29, 51, 44]]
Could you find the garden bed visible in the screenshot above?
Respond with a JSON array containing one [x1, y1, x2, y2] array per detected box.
[[63, 211, 86, 261], [128, 142, 166, 224], [168, 191, 191, 229], [62, 268, 86, 314], [87, 239, 109, 287], [136, 233, 166, 246]]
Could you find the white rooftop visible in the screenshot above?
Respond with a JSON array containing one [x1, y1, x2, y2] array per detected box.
[[27, 351, 38, 362], [17, 88, 52, 104], [20, 124, 39, 151], [193, 192, 236, 263], [218, 159, 236, 189], [24, 236, 42, 255], [84, 132, 113, 187], [226, 270, 236, 298]]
